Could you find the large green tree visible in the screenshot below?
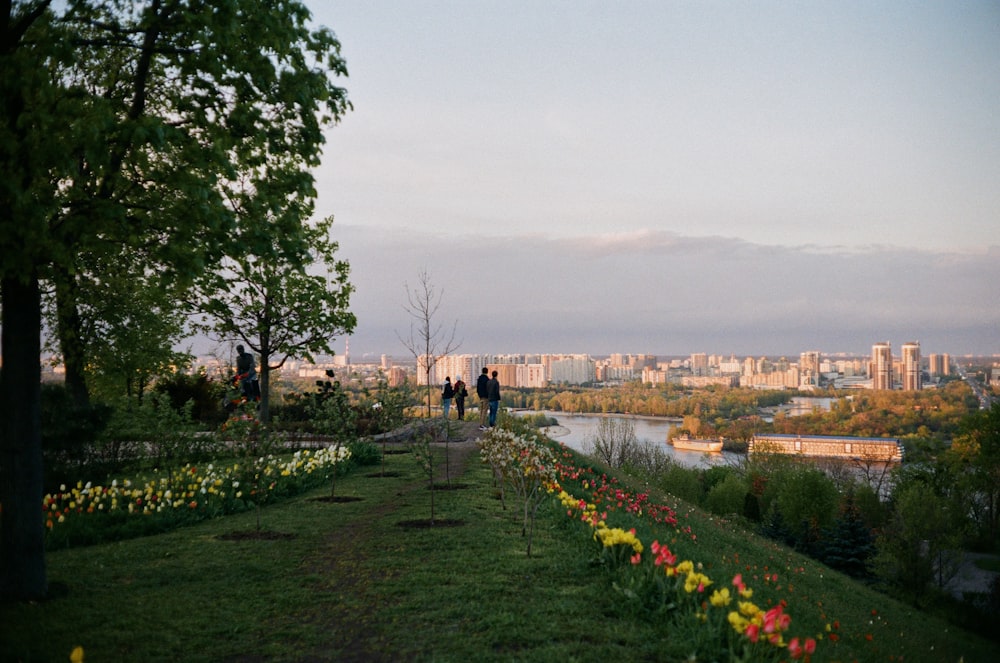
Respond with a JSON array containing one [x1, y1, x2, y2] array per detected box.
[[43, 247, 192, 403], [1, 0, 349, 600], [193, 214, 356, 423], [951, 403, 1000, 547]]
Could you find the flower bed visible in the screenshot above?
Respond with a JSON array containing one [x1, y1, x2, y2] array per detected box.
[[482, 424, 823, 662], [41, 445, 351, 549]]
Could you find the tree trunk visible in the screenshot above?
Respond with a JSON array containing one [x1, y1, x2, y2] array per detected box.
[[259, 351, 271, 424], [52, 264, 90, 408], [0, 274, 48, 601]]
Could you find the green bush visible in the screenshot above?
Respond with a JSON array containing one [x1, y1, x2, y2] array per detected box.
[[153, 368, 228, 426], [348, 440, 381, 466], [657, 464, 704, 505], [704, 473, 748, 517], [40, 384, 113, 489], [762, 465, 839, 551]]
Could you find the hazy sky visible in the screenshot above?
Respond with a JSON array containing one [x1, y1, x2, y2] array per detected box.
[[303, 1, 1000, 360]]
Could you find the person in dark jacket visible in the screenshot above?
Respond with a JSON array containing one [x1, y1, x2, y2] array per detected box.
[[442, 377, 454, 419], [235, 345, 260, 401], [476, 367, 490, 430], [487, 370, 501, 428], [453, 376, 468, 420]]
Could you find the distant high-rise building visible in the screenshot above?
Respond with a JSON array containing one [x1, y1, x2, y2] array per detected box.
[[800, 351, 821, 386], [632, 354, 657, 370], [902, 341, 921, 391], [927, 353, 942, 376], [928, 353, 951, 376], [387, 366, 407, 387], [690, 353, 708, 376], [871, 342, 893, 390]]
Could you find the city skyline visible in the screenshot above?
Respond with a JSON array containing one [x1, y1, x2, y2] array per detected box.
[[295, 3, 999, 360]]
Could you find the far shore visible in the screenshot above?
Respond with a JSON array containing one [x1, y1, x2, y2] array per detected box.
[[513, 408, 684, 424]]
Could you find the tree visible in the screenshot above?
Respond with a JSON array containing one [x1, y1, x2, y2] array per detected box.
[[589, 416, 640, 469], [817, 490, 876, 579], [951, 403, 1000, 547], [44, 249, 192, 404], [193, 215, 356, 423], [397, 270, 460, 420], [872, 480, 966, 602], [1, 0, 349, 600]]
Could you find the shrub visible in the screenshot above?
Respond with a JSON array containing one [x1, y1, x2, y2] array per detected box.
[[759, 464, 838, 551], [657, 464, 704, 505], [153, 368, 227, 426], [705, 474, 748, 517], [41, 384, 113, 488], [348, 440, 381, 466]]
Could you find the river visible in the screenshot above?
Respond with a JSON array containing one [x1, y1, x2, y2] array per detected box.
[[518, 411, 734, 468]]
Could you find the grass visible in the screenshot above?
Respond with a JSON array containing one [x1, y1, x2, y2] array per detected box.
[[2, 433, 999, 662]]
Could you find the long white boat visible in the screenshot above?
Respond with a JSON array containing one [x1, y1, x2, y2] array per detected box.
[[670, 434, 724, 453]]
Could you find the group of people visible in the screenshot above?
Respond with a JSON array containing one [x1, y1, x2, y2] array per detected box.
[[441, 367, 500, 429]]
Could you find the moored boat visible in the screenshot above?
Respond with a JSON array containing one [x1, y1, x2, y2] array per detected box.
[[670, 434, 723, 453]]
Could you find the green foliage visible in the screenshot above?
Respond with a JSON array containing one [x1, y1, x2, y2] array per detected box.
[[40, 384, 113, 487], [4, 437, 1000, 661], [763, 466, 839, 552], [97, 393, 222, 472], [193, 216, 356, 423], [408, 423, 441, 522], [701, 464, 733, 493], [521, 411, 559, 428], [657, 463, 705, 504], [361, 380, 413, 435], [950, 402, 1000, 549], [54, 251, 194, 405], [307, 380, 358, 444], [347, 441, 381, 467], [221, 405, 286, 530], [153, 368, 228, 426], [1, 0, 354, 599], [760, 504, 795, 547], [872, 476, 968, 602], [704, 473, 748, 517], [816, 491, 876, 579]]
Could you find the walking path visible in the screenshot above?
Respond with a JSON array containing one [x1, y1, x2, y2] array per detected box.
[[948, 553, 1000, 599]]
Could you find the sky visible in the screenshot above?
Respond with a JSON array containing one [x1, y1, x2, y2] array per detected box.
[[301, 1, 1000, 361]]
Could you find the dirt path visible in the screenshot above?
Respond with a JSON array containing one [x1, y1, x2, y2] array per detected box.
[[277, 420, 484, 663]]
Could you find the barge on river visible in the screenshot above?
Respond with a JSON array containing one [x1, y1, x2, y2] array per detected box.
[[669, 434, 724, 453]]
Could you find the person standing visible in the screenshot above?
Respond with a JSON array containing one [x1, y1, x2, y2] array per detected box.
[[487, 370, 501, 428], [453, 375, 467, 421], [476, 367, 490, 430], [441, 376, 454, 419], [235, 344, 260, 402]]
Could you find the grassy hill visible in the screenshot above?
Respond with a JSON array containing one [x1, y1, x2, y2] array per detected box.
[[2, 420, 998, 662]]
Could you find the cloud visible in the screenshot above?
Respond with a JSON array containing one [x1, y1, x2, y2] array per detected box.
[[329, 223, 999, 359]]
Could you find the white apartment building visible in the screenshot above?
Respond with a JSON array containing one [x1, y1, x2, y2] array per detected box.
[[516, 364, 547, 388], [419, 354, 546, 388], [549, 355, 596, 384]]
